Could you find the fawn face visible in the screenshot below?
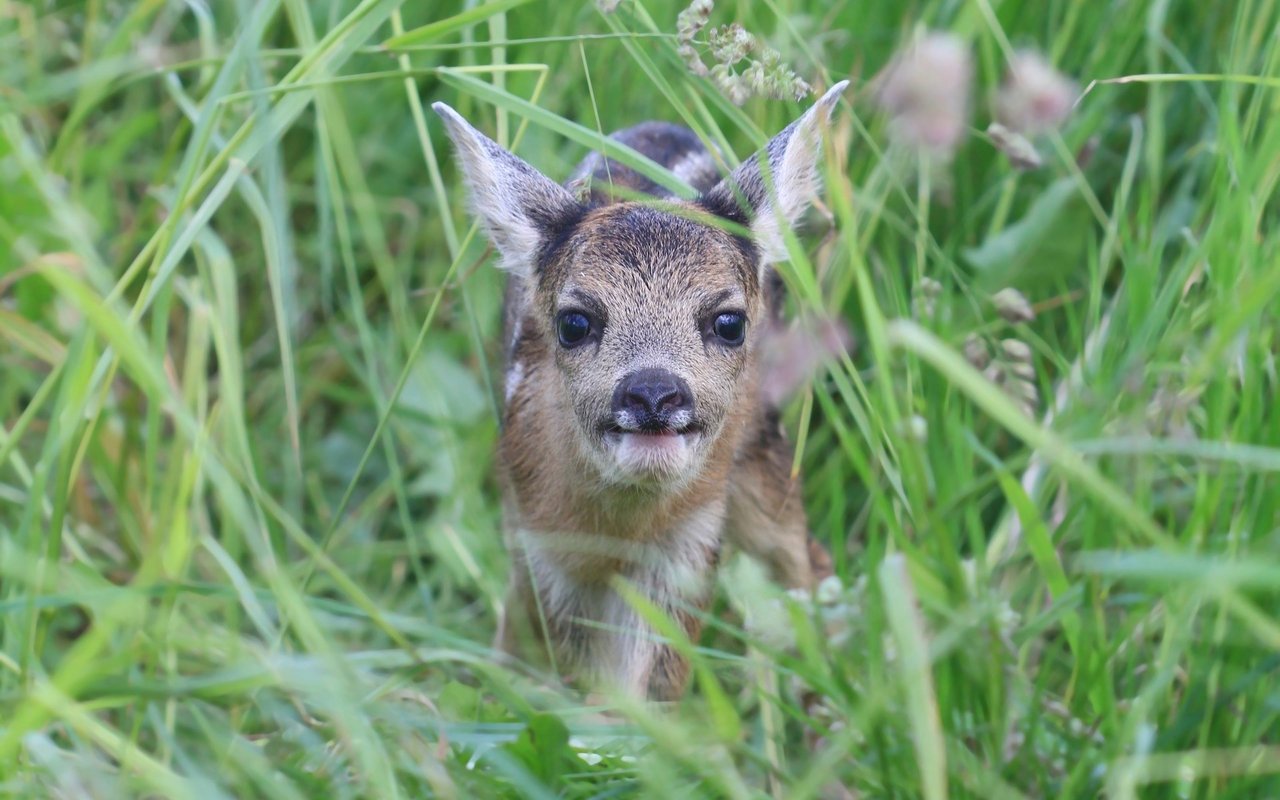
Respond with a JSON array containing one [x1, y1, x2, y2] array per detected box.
[[433, 82, 846, 489], [537, 202, 762, 485]]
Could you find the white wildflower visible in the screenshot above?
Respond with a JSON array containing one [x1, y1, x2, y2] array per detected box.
[[994, 49, 1077, 135], [874, 32, 973, 159], [815, 574, 844, 606]]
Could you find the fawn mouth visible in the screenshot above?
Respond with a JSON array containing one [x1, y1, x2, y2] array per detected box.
[[600, 418, 702, 478], [602, 421, 700, 439], [596, 414, 705, 479]]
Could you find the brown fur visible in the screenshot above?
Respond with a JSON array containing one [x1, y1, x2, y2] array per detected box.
[[567, 121, 726, 204], [434, 83, 848, 699]]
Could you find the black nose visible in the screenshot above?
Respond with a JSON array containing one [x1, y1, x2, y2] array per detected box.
[[612, 368, 693, 425]]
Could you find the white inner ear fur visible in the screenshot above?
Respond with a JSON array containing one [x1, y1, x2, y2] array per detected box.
[[432, 102, 578, 279], [748, 80, 849, 263]]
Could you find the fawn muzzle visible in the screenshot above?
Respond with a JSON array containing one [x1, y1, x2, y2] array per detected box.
[[610, 368, 695, 434]]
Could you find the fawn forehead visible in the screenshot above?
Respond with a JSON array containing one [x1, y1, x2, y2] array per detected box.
[[537, 203, 759, 315]]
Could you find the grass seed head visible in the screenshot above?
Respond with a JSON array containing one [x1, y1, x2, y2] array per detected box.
[[676, 1, 811, 102], [912, 276, 944, 318], [986, 122, 1044, 170], [992, 287, 1036, 323], [964, 334, 991, 369]]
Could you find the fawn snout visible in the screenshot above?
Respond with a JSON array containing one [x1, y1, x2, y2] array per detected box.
[[611, 368, 695, 434]]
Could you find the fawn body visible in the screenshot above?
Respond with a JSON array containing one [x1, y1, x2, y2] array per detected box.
[[433, 82, 846, 699]]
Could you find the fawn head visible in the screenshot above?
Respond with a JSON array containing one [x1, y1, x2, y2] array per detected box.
[[433, 83, 846, 488]]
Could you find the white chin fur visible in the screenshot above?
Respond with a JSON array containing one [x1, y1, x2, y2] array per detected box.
[[606, 431, 700, 480]]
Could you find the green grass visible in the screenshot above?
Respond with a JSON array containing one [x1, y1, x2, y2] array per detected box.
[[2, 0, 1279, 797]]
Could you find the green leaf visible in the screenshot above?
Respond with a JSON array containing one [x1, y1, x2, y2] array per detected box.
[[995, 472, 1070, 599], [962, 178, 1083, 285], [381, 0, 534, 49], [401, 349, 487, 426], [501, 712, 576, 786], [878, 555, 946, 800], [437, 680, 482, 721]]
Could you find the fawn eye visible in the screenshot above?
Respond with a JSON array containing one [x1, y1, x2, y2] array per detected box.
[[557, 310, 593, 348], [712, 312, 746, 346]]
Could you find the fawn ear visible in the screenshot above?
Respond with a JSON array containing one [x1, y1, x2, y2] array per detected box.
[[433, 102, 583, 278], [701, 81, 848, 264]]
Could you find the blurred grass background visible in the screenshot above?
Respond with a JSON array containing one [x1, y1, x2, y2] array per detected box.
[[2, 0, 1279, 797]]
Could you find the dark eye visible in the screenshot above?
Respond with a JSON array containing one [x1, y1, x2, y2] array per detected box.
[[712, 312, 746, 346], [557, 310, 593, 348]]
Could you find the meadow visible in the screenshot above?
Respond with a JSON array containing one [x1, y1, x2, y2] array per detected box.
[[2, 0, 1279, 797]]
